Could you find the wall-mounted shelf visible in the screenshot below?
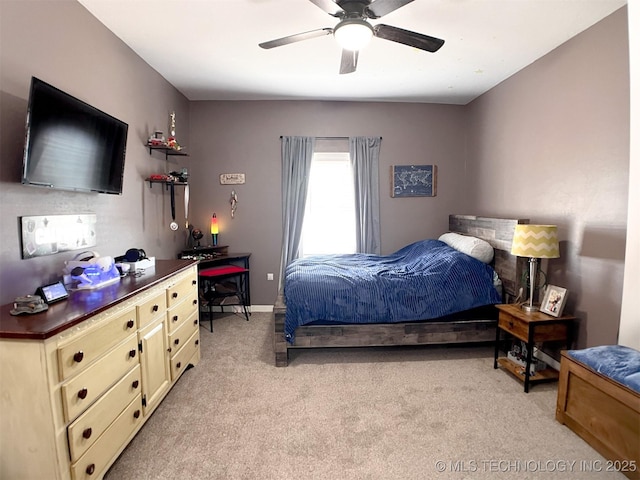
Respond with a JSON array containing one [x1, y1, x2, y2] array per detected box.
[[147, 145, 189, 161], [146, 179, 188, 190]]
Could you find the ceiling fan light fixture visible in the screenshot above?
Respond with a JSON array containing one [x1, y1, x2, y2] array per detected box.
[[334, 19, 373, 51]]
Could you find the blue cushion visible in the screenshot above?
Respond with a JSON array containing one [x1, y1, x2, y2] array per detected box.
[[567, 345, 640, 393]]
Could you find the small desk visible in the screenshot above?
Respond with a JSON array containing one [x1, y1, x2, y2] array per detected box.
[[180, 248, 251, 330]]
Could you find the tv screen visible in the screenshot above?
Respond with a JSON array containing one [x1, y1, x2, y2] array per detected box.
[[22, 77, 128, 195]]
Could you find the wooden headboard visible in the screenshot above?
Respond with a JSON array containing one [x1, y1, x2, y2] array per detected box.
[[449, 214, 529, 299]]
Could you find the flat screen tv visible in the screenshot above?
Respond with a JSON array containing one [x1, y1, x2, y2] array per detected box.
[[22, 77, 128, 195]]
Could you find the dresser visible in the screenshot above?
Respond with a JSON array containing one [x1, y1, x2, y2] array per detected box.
[[0, 260, 200, 480]]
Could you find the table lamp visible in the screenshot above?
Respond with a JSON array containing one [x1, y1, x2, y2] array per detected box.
[[511, 224, 560, 312], [211, 213, 219, 246]]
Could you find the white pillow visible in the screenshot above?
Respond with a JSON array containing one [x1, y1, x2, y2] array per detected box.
[[438, 232, 494, 264]]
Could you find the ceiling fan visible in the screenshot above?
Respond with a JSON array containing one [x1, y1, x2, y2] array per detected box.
[[258, 0, 445, 75]]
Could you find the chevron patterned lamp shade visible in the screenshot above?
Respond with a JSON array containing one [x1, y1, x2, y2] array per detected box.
[[511, 225, 560, 258], [511, 225, 560, 312]]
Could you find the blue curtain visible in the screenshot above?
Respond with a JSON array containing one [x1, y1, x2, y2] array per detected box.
[[350, 136, 381, 254], [278, 136, 316, 290]]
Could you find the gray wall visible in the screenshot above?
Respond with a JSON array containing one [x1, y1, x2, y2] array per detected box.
[[0, 2, 630, 348], [188, 101, 467, 305], [0, 0, 190, 302], [465, 7, 629, 347]]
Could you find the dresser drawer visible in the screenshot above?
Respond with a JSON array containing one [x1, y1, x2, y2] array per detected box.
[[61, 335, 139, 422], [58, 307, 137, 381], [170, 330, 200, 381], [137, 291, 166, 328], [166, 273, 198, 309], [70, 395, 143, 480], [67, 365, 141, 462], [168, 311, 199, 357], [167, 293, 199, 333]]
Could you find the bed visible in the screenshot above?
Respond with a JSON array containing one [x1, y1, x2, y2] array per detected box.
[[273, 215, 529, 366]]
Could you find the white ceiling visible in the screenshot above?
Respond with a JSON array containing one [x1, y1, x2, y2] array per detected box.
[[78, 0, 626, 105]]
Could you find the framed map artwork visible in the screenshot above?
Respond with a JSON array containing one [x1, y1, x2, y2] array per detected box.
[[390, 165, 437, 197]]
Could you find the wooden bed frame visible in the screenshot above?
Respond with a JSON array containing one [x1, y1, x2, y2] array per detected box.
[[556, 351, 640, 480], [273, 215, 529, 367]]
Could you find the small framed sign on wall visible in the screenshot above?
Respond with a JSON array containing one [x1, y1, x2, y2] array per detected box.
[[390, 165, 437, 197], [219, 173, 245, 185], [20, 214, 97, 259]]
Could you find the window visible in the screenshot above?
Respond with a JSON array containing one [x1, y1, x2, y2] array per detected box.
[[300, 152, 356, 256]]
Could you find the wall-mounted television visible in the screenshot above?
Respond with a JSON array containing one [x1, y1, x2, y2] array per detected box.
[[22, 77, 128, 195]]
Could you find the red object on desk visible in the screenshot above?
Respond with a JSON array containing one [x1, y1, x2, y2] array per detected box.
[[199, 265, 247, 277]]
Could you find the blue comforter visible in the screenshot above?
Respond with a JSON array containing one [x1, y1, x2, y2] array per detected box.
[[284, 239, 502, 343]]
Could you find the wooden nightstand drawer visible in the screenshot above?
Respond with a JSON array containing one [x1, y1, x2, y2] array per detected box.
[[498, 311, 570, 342], [498, 312, 528, 341]]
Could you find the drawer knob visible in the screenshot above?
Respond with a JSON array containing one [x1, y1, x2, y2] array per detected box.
[[77, 388, 88, 400], [167, 347, 172, 353], [126, 319, 135, 329], [86, 464, 95, 475], [193, 299, 198, 306], [173, 315, 179, 322], [82, 427, 92, 439], [129, 349, 136, 358], [176, 362, 181, 369], [174, 338, 180, 346], [152, 305, 159, 312], [192, 280, 197, 285], [193, 319, 198, 326], [132, 380, 139, 389], [195, 339, 199, 346], [509, 321, 514, 328], [73, 351, 84, 363], [172, 292, 179, 299], [133, 409, 141, 419]]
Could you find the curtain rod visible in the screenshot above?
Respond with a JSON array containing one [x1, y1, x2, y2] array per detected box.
[[279, 136, 382, 140]]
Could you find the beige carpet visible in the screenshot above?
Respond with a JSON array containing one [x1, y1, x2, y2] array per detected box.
[[105, 312, 622, 479]]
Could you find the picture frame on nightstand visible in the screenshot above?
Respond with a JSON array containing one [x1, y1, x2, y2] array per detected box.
[[540, 285, 568, 317]]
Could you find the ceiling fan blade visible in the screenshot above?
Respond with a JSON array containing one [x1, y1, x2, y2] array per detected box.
[[366, 0, 415, 18], [259, 28, 333, 49], [308, 0, 344, 17], [374, 24, 444, 52], [339, 49, 359, 74]]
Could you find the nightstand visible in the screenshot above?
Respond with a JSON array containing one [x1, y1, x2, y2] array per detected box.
[[493, 304, 576, 392]]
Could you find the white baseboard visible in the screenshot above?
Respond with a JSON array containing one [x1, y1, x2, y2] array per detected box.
[[534, 348, 560, 370], [247, 305, 273, 312], [203, 305, 273, 314]]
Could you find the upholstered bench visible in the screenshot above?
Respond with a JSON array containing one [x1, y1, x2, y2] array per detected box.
[[556, 345, 640, 480]]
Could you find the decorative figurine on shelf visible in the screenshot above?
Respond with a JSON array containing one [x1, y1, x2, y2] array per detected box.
[[191, 227, 203, 248], [169, 169, 189, 183], [166, 111, 182, 151], [147, 131, 165, 146], [230, 190, 238, 218]]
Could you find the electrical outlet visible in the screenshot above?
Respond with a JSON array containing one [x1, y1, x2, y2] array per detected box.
[[267, 273, 274, 281]]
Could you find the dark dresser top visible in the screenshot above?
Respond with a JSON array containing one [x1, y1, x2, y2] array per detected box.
[[0, 259, 197, 340]]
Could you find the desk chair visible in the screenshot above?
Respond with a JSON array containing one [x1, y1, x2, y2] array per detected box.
[[199, 265, 250, 331]]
